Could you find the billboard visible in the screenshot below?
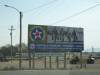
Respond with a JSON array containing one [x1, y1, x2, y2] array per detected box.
[[28, 24, 84, 52]]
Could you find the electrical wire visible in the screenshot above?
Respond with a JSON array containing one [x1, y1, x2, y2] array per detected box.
[[23, 0, 59, 13], [24, 0, 60, 18], [51, 3, 100, 25]]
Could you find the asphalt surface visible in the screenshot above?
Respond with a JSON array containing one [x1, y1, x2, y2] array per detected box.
[[0, 70, 100, 75]]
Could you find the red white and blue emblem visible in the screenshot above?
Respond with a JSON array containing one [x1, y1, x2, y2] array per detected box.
[[31, 27, 44, 41]]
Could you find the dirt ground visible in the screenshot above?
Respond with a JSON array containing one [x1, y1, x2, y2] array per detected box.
[[0, 57, 100, 70]]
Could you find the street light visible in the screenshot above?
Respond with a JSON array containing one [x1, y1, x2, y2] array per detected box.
[[4, 5, 23, 69]]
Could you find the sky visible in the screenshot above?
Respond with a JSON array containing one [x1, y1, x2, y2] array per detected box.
[[0, 0, 100, 52]]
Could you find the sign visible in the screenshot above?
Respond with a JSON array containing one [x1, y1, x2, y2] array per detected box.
[[28, 24, 84, 52], [35, 53, 64, 57]]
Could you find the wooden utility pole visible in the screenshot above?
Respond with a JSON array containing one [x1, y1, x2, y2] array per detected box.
[[8, 25, 15, 63]]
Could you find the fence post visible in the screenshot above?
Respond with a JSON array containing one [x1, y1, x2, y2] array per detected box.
[[80, 52, 83, 69], [56, 56, 59, 69], [44, 56, 46, 69], [64, 52, 66, 69], [49, 56, 52, 69]]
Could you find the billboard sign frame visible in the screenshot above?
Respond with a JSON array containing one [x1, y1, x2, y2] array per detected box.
[[28, 24, 84, 52]]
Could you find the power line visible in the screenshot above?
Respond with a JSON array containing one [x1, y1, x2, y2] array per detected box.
[[23, 0, 59, 13], [51, 3, 100, 25], [24, 0, 60, 18]]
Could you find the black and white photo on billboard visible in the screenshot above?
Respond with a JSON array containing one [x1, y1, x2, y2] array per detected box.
[[47, 26, 83, 43]]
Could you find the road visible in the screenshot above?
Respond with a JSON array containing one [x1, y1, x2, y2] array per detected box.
[[0, 69, 100, 75]]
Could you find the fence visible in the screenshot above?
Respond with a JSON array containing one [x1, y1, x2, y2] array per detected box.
[[0, 52, 100, 70]]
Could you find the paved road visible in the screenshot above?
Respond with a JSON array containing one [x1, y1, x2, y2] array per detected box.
[[0, 70, 100, 75], [70, 70, 100, 75]]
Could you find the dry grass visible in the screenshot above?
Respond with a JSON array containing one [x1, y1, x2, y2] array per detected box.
[[0, 57, 100, 70]]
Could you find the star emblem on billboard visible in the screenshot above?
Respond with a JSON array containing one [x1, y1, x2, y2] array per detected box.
[[33, 29, 42, 40], [31, 27, 44, 41]]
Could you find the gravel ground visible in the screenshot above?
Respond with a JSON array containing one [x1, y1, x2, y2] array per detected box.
[[0, 69, 100, 75]]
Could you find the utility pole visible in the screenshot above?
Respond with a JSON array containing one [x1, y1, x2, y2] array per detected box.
[[8, 25, 15, 63], [19, 11, 22, 69], [92, 47, 94, 56]]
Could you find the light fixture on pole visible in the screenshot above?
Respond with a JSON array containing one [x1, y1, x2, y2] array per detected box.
[[5, 5, 23, 69]]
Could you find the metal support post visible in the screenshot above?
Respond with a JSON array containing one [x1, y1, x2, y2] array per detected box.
[[64, 52, 66, 69], [44, 56, 46, 69], [49, 56, 52, 69], [56, 56, 59, 69]]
